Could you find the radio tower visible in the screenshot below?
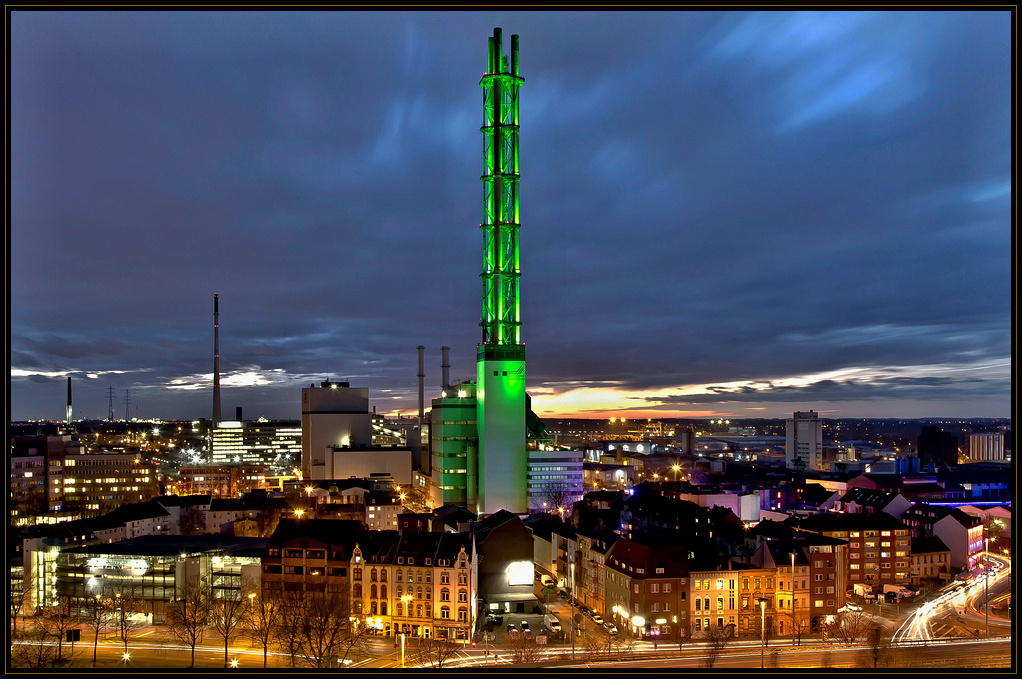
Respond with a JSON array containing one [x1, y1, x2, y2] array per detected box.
[[107, 384, 115, 421], [124, 389, 131, 422], [475, 27, 527, 516]]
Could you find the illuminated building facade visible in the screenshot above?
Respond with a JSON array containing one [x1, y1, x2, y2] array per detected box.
[[429, 380, 478, 508]]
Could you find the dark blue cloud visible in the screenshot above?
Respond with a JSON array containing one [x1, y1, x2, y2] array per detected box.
[[9, 10, 1011, 421]]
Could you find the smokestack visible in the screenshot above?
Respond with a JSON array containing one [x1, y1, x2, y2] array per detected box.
[[441, 346, 451, 391], [236, 406, 242, 422], [213, 294, 221, 426], [66, 376, 72, 427], [417, 346, 425, 427]]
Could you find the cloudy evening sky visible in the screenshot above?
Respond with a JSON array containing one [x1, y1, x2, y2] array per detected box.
[[9, 10, 1012, 422]]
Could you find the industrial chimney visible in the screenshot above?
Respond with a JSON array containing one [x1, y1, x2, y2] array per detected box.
[[417, 345, 425, 427], [213, 294, 222, 426], [65, 374, 72, 427], [441, 346, 451, 391]]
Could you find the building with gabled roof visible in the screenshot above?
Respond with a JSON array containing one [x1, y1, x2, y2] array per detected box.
[[604, 536, 691, 640], [909, 536, 951, 584], [836, 487, 910, 517], [91, 499, 171, 543], [899, 503, 984, 570], [787, 512, 910, 588]]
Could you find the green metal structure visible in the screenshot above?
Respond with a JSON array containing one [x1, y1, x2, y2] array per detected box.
[[476, 28, 528, 515], [479, 27, 523, 347]]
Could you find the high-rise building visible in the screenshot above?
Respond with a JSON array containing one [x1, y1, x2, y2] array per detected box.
[[786, 410, 822, 471], [301, 381, 373, 480], [917, 426, 959, 468], [475, 27, 528, 516]]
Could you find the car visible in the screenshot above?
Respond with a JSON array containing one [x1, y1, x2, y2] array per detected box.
[[506, 623, 516, 633], [521, 621, 530, 632], [558, 590, 570, 600], [485, 614, 504, 625], [844, 603, 862, 612], [605, 624, 619, 636], [591, 614, 604, 625]]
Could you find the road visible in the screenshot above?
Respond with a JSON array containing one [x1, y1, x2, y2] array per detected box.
[[894, 550, 1011, 642]]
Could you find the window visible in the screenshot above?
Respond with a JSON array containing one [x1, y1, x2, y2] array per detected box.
[[441, 589, 450, 602], [458, 590, 467, 603], [651, 603, 659, 612], [441, 573, 450, 585], [650, 584, 659, 593], [664, 583, 671, 593]]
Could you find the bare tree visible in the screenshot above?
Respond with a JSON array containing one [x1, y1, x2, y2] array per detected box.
[[272, 588, 307, 667], [245, 588, 282, 668], [86, 592, 113, 667], [10, 616, 60, 668], [703, 623, 735, 668], [166, 574, 211, 667], [210, 586, 247, 668], [833, 609, 872, 646], [788, 602, 811, 646], [676, 620, 694, 650], [45, 595, 81, 665], [109, 583, 145, 656], [857, 623, 898, 668], [582, 633, 609, 662], [9, 573, 30, 640], [412, 634, 462, 668], [505, 629, 542, 664], [296, 588, 371, 668]]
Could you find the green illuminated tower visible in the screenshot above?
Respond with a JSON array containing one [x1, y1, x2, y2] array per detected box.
[[476, 27, 527, 516]]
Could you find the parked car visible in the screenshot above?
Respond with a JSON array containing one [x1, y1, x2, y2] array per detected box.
[[486, 614, 504, 625], [521, 621, 530, 632], [605, 624, 619, 636], [591, 614, 604, 625], [506, 623, 517, 633], [845, 603, 862, 612]]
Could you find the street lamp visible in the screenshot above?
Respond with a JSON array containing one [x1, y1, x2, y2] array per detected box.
[[790, 551, 797, 646], [984, 535, 990, 637], [672, 464, 680, 482], [758, 598, 767, 669], [570, 561, 576, 659]]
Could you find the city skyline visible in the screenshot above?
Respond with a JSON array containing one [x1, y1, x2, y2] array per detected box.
[[10, 11, 1012, 422]]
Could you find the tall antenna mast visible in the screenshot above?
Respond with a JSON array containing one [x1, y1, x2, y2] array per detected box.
[[213, 294, 222, 426], [124, 388, 131, 422], [107, 384, 115, 421]]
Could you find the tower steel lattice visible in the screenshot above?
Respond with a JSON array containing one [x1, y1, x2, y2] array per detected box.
[[475, 27, 528, 516], [479, 27, 523, 347]]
